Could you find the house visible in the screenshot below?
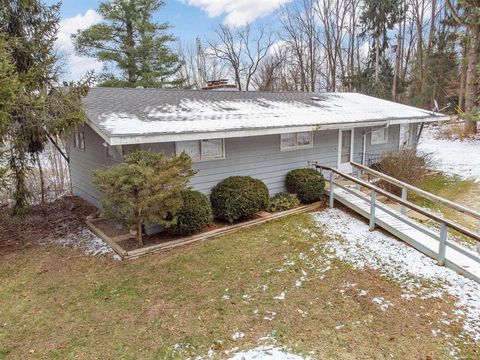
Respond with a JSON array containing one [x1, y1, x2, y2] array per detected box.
[[70, 88, 449, 208]]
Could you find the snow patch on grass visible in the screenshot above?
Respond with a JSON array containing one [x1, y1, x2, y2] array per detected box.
[[227, 345, 310, 360], [232, 331, 245, 340], [274, 291, 286, 300], [312, 208, 480, 342], [372, 297, 393, 311], [46, 228, 118, 259], [418, 125, 480, 182]]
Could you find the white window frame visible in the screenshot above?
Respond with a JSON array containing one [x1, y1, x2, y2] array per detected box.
[[175, 139, 225, 162], [280, 131, 313, 151], [73, 131, 85, 151], [370, 126, 388, 145]]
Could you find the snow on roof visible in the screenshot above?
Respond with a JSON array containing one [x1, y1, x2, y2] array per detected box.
[[83, 88, 447, 143]]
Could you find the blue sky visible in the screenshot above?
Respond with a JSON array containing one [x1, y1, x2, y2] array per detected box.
[[48, 0, 291, 80]]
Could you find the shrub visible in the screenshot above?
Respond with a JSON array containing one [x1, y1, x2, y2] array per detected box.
[[375, 149, 432, 195], [268, 192, 300, 212], [169, 190, 213, 235], [210, 176, 269, 222], [92, 150, 196, 246], [286, 168, 325, 203]]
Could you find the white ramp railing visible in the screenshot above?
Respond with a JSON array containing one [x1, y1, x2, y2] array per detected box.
[[312, 162, 480, 273]]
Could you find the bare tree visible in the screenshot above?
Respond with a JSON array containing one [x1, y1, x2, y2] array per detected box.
[[177, 40, 228, 89], [207, 24, 275, 90]]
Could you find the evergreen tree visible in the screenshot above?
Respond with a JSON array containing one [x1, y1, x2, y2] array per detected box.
[[73, 0, 184, 88], [412, 26, 459, 110], [360, 0, 403, 85], [92, 150, 196, 246], [347, 57, 395, 99], [0, 0, 91, 215]]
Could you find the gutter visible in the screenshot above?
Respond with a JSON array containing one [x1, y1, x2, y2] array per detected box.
[[89, 115, 451, 146]]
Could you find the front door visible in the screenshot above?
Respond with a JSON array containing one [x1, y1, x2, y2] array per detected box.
[[338, 129, 354, 173]]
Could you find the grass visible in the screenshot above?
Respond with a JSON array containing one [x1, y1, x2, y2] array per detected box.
[[409, 172, 479, 229], [0, 212, 478, 359], [410, 173, 476, 210]]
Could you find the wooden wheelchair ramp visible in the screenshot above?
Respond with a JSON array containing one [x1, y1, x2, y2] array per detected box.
[[313, 162, 480, 284]]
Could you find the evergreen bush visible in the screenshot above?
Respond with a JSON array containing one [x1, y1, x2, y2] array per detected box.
[[286, 168, 325, 203], [210, 176, 269, 222]]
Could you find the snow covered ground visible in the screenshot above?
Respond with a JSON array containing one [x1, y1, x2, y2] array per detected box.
[[227, 345, 310, 360], [312, 208, 480, 343], [418, 125, 480, 182], [42, 227, 120, 259]]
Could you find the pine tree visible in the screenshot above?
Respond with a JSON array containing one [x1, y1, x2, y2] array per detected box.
[[0, 0, 91, 215], [92, 150, 196, 246], [73, 0, 184, 88], [360, 0, 403, 85]]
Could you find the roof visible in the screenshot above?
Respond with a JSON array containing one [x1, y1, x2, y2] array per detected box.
[[83, 88, 449, 145]]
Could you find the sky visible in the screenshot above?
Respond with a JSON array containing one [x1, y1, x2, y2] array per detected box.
[[47, 0, 292, 81]]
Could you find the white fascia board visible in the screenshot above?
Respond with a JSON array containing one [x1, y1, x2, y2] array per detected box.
[[315, 116, 450, 130], [105, 115, 450, 146], [107, 125, 318, 145], [84, 118, 110, 143]]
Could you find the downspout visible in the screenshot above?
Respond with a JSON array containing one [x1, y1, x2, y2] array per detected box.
[[362, 132, 367, 166]]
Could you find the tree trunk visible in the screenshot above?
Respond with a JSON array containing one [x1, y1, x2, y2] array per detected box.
[[35, 153, 45, 204], [392, 34, 402, 101], [459, 37, 468, 111], [125, 19, 136, 84], [235, 70, 242, 91], [136, 219, 143, 246], [374, 37, 380, 83], [465, 24, 480, 134]]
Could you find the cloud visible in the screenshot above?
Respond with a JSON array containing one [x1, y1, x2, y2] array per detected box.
[[183, 0, 292, 27], [55, 9, 103, 81]]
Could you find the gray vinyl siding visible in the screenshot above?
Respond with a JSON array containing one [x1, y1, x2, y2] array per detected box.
[[70, 123, 406, 208], [139, 130, 339, 196], [69, 124, 118, 208]]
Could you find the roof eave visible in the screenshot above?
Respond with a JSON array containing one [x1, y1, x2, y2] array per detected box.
[[102, 115, 450, 146]]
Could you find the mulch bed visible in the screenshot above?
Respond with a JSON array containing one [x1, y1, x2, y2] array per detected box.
[[88, 203, 325, 259], [0, 196, 96, 255], [96, 215, 267, 252]]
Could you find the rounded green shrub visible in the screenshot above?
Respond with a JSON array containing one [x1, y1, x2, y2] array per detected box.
[[210, 176, 269, 222], [268, 192, 300, 212], [286, 168, 325, 203], [169, 190, 213, 235]]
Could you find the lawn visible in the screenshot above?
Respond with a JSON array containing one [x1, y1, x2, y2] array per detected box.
[[408, 172, 480, 245], [0, 199, 479, 359]]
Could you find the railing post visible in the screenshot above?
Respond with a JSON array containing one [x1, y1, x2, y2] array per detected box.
[[477, 221, 480, 254], [355, 169, 361, 190], [400, 187, 407, 215], [369, 190, 376, 231], [438, 222, 448, 266], [329, 171, 335, 209]]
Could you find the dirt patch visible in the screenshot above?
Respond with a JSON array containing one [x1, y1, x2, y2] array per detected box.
[[0, 196, 96, 256]]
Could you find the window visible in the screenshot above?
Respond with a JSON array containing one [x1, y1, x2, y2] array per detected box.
[[371, 126, 388, 145], [106, 145, 123, 160], [73, 131, 85, 150], [175, 139, 224, 161], [280, 132, 313, 151]]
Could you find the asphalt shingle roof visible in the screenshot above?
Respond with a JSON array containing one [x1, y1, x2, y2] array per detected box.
[[83, 87, 443, 140]]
